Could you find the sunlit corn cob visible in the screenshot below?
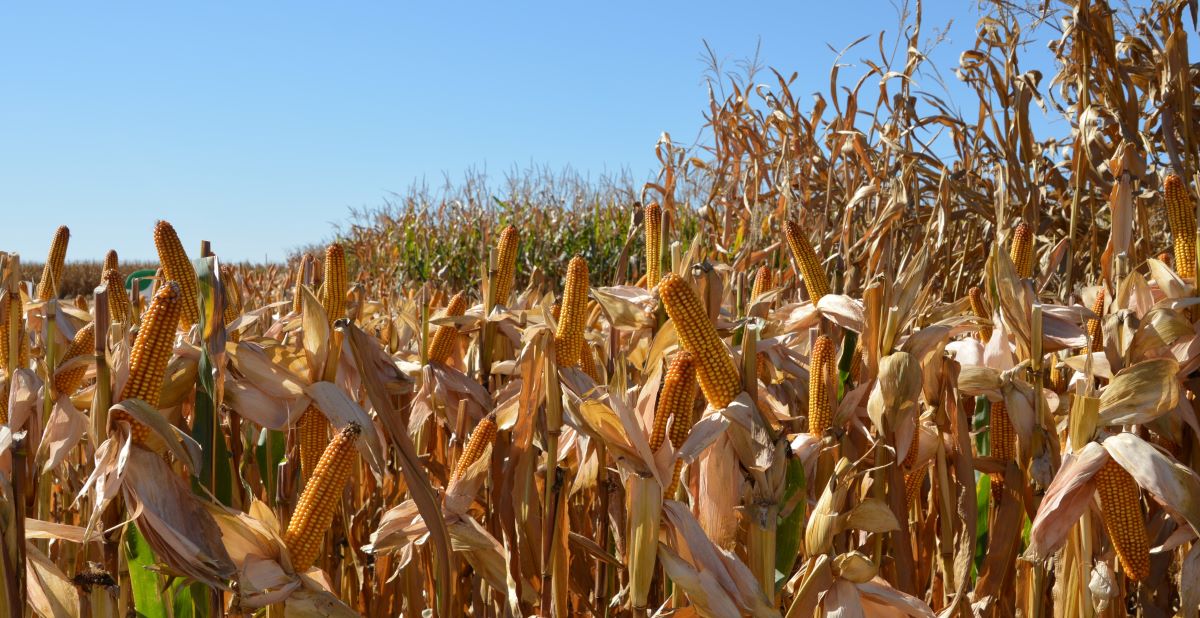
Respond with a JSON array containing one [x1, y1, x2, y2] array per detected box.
[[297, 404, 329, 480], [36, 225, 70, 300], [989, 400, 1014, 491], [452, 414, 496, 482], [644, 202, 662, 288], [784, 221, 830, 301], [651, 351, 697, 452], [220, 264, 241, 325], [553, 256, 589, 367], [1165, 174, 1196, 281], [0, 290, 27, 373], [808, 335, 834, 436], [153, 221, 200, 328], [73, 295, 87, 311], [53, 322, 95, 396], [1095, 458, 1150, 581], [427, 292, 467, 364], [1087, 288, 1105, 354], [493, 225, 519, 306], [103, 249, 119, 272], [101, 269, 133, 325], [580, 343, 601, 382], [904, 464, 927, 510], [1010, 222, 1033, 279], [750, 264, 772, 301], [284, 422, 362, 572], [114, 281, 182, 444], [968, 286, 991, 343], [848, 343, 863, 385], [321, 244, 347, 326], [658, 273, 740, 409]]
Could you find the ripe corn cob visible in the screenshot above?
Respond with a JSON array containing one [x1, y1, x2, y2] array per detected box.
[[427, 292, 467, 364], [848, 343, 863, 385], [53, 322, 95, 396], [220, 264, 241, 325], [968, 286, 992, 343], [114, 281, 182, 445], [36, 225, 70, 300], [658, 273, 740, 409], [651, 352, 696, 452], [0, 290, 27, 373], [103, 249, 119, 272], [73, 295, 88, 311], [1165, 174, 1196, 281], [153, 221, 200, 328], [102, 269, 133, 325], [284, 422, 362, 572], [644, 202, 662, 288], [494, 225, 519, 306], [904, 464, 927, 510], [750, 264, 772, 301], [808, 335, 834, 437], [580, 343, 601, 382], [297, 404, 328, 480], [1010, 222, 1033, 279], [554, 257, 589, 367], [321, 244, 346, 326], [784, 221, 830, 301], [1094, 458, 1150, 581], [1087, 288, 1105, 354], [452, 414, 496, 482], [292, 256, 309, 315], [989, 400, 1014, 491]]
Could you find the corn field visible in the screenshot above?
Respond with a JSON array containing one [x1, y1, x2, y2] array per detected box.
[[2, 1, 1200, 616]]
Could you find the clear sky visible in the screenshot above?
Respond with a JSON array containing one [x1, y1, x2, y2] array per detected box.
[[0, 2, 1120, 262]]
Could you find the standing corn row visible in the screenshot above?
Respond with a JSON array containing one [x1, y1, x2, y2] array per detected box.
[[658, 352, 698, 496], [36, 225, 70, 301], [428, 292, 468, 365], [644, 202, 662, 288], [1165, 174, 1196, 281], [1010, 222, 1033, 279], [153, 221, 200, 328], [658, 273, 740, 409], [493, 225, 519, 307], [113, 281, 182, 445], [968, 286, 992, 343], [452, 414, 496, 482], [321, 244, 347, 326], [750, 264, 772, 301], [102, 269, 133, 325], [784, 221, 830, 301], [1094, 458, 1150, 581], [284, 422, 362, 572], [53, 322, 95, 396], [103, 249, 119, 272], [554, 256, 589, 367], [807, 336, 834, 437], [1087, 288, 1105, 354]]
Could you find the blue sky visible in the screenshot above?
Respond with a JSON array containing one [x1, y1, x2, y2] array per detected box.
[[0, 2, 1152, 261]]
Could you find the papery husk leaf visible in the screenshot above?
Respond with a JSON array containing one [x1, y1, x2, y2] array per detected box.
[[1027, 442, 1108, 558], [1097, 358, 1178, 425]]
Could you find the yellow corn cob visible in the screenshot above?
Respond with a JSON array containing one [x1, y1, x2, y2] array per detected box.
[[220, 264, 241, 325], [53, 322, 95, 396], [988, 400, 1014, 495], [554, 257, 589, 367], [427, 292, 467, 364], [73, 295, 88, 311], [756, 352, 771, 384], [651, 351, 697, 452], [452, 414, 496, 482], [848, 343, 863, 385], [580, 343, 601, 382], [494, 225, 519, 306], [153, 221, 200, 328], [1087, 288, 1105, 354], [784, 221, 830, 301], [103, 249, 119, 273], [1, 291, 28, 372], [658, 273, 740, 409], [1095, 458, 1150, 581], [644, 202, 662, 288], [114, 281, 182, 445], [292, 256, 309, 315], [297, 404, 329, 480], [968, 286, 992, 343], [36, 225, 70, 300], [904, 464, 927, 510], [1010, 222, 1033, 279], [284, 422, 362, 572], [101, 269, 133, 325], [321, 244, 346, 326], [1165, 174, 1196, 281], [750, 264, 772, 301], [808, 335, 834, 437]]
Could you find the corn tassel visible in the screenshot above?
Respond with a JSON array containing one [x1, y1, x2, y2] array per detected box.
[[808, 335, 834, 436], [321, 244, 347, 326], [284, 422, 362, 571], [54, 322, 95, 396], [1165, 174, 1196, 281], [114, 281, 182, 444], [658, 273, 740, 409], [1095, 458, 1150, 581], [494, 225, 519, 306], [452, 414, 496, 482], [427, 292, 467, 364], [1010, 222, 1033, 279], [36, 225, 70, 300], [153, 221, 200, 328], [644, 202, 662, 288], [554, 256, 589, 367], [784, 221, 830, 301]]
